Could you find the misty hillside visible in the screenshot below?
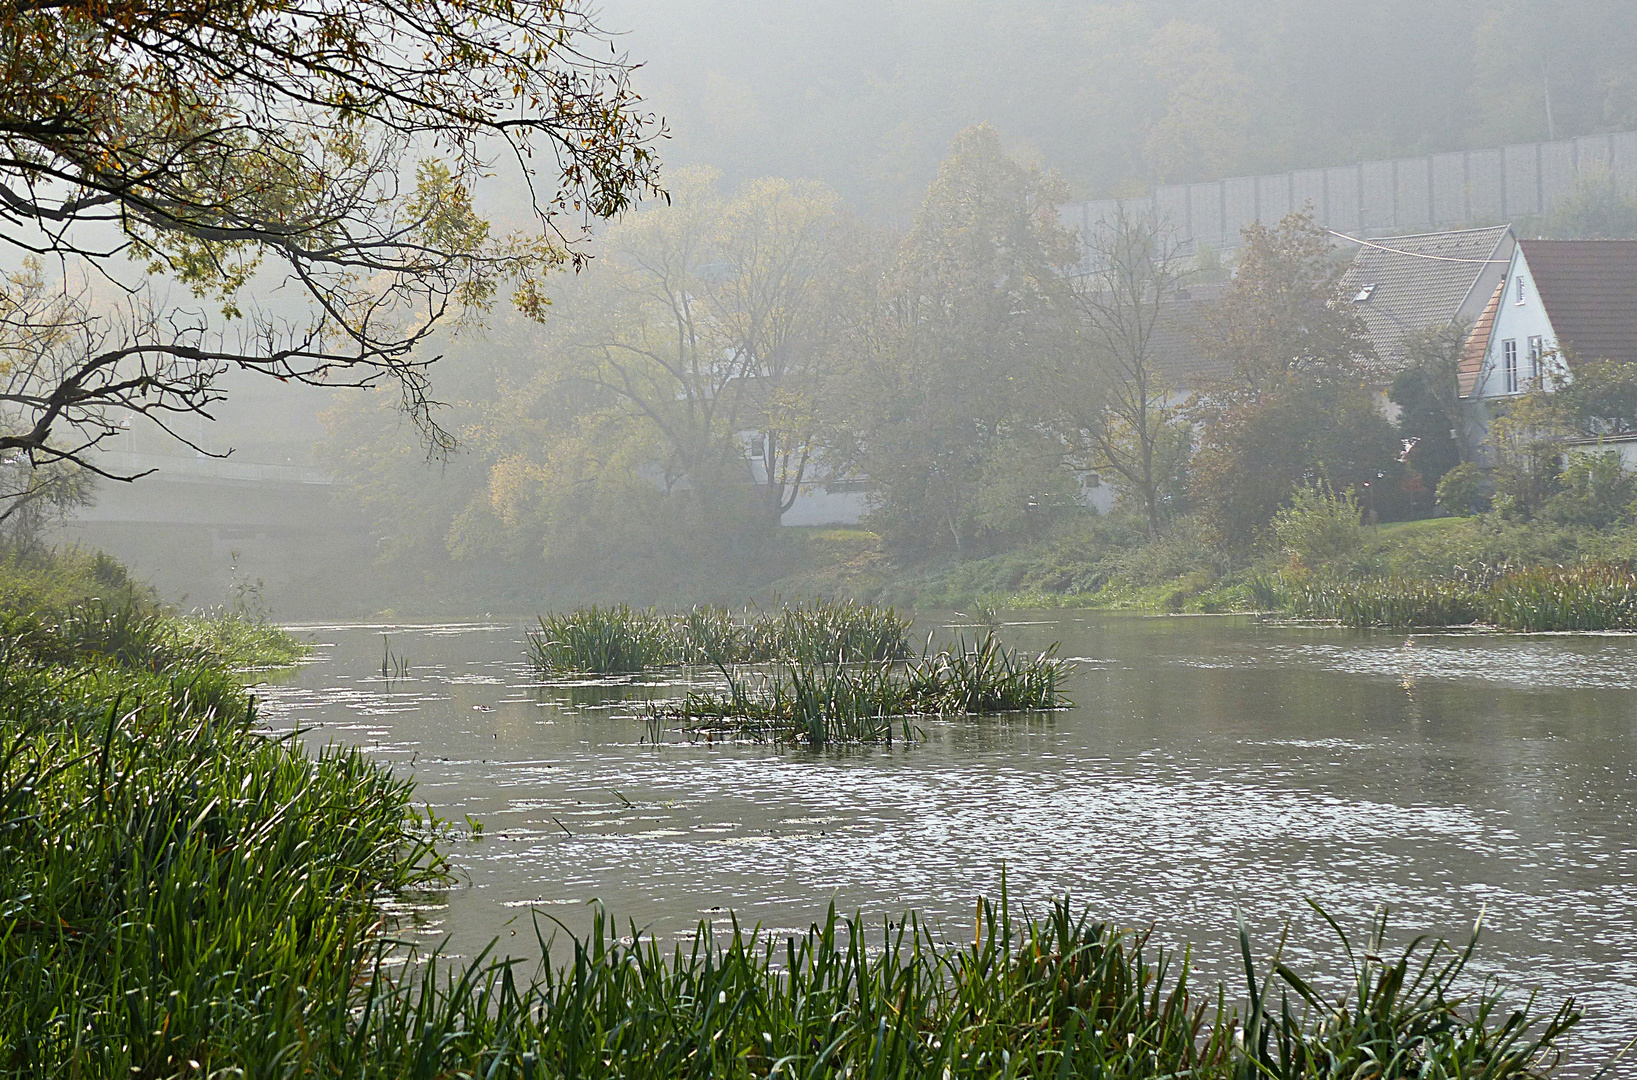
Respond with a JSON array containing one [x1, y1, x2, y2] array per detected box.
[[604, 0, 1637, 216]]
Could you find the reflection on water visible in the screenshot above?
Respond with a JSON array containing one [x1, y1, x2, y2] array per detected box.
[[255, 614, 1637, 1073]]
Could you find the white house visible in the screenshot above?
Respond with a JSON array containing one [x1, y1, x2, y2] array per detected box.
[[1459, 239, 1637, 456]]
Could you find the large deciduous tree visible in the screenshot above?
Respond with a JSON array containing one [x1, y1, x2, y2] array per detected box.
[[850, 124, 1079, 562], [524, 168, 860, 523], [1190, 211, 1395, 544], [0, 0, 659, 483]]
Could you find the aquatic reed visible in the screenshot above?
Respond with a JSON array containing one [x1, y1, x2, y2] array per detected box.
[[331, 891, 1576, 1080], [528, 603, 675, 673], [904, 632, 1068, 713], [759, 598, 914, 664], [657, 632, 1070, 745], [1273, 562, 1637, 631], [528, 599, 913, 673], [1282, 576, 1485, 628], [667, 660, 907, 746], [1488, 563, 1637, 631]]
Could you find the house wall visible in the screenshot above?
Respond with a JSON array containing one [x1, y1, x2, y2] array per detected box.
[[1562, 439, 1637, 471], [1470, 248, 1563, 400], [780, 483, 871, 526]]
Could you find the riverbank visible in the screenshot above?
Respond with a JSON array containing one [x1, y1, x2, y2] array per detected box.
[[778, 514, 1637, 628]]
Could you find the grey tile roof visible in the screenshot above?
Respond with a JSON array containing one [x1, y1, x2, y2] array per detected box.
[[1338, 226, 1515, 374], [1146, 281, 1230, 390]]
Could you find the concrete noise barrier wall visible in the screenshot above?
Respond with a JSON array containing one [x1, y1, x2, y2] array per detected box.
[[1063, 131, 1637, 249]]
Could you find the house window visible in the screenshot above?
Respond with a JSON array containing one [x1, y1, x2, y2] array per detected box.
[[1528, 336, 1544, 385], [1503, 339, 1518, 394], [1516, 275, 1526, 304]]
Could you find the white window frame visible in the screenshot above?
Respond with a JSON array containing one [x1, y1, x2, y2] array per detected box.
[[1503, 339, 1518, 394], [1515, 275, 1526, 304], [1528, 336, 1544, 385]]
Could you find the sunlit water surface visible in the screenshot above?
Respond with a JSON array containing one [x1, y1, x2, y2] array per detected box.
[[254, 614, 1637, 1074]]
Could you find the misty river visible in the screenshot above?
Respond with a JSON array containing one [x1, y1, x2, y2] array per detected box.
[[254, 613, 1637, 1073]]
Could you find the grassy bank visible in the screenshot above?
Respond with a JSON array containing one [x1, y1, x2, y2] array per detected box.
[[806, 513, 1637, 630], [0, 596, 439, 1075], [0, 543, 309, 669]]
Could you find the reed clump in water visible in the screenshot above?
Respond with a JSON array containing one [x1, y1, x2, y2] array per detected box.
[[903, 632, 1067, 713], [528, 599, 912, 673], [753, 599, 914, 665], [658, 632, 1070, 745], [1488, 563, 1637, 631], [1281, 576, 1485, 628], [527, 603, 676, 673]]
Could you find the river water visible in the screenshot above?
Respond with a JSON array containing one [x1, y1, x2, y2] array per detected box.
[[254, 613, 1637, 1073]]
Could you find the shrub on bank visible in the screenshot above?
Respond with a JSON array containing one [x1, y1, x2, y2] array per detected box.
[[0, 544, 152, 614]]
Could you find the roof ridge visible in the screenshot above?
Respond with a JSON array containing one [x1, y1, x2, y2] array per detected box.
[[1347, 224, 1512, 245]]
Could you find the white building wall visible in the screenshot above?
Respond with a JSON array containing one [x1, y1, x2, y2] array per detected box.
[[780, 483, 871, 526], [1471, 248, 1565, 400]]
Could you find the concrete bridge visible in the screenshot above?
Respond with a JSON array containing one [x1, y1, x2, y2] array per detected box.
[[58, 448, 373, 614]]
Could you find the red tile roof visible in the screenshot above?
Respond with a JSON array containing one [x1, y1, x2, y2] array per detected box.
[[1518, 239, 1637, 365], [1458, 280, 1504, 398]]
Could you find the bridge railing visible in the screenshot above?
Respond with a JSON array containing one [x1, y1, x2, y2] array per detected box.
[[91, 450, 333, 486]]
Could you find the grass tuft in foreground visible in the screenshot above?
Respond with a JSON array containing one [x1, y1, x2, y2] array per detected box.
[[528, 599, 913, 673], [337, 890, 1577, 1080], [0, 654, 447, 1076]]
